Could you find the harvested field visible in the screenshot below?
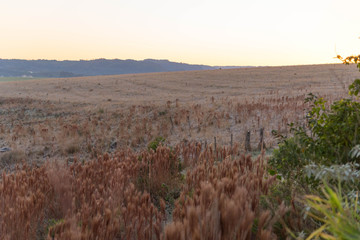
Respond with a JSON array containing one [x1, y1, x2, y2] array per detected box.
[[0, 64, 357, 105], [1, 63, 360, 239], [0, 63, 358, 169]]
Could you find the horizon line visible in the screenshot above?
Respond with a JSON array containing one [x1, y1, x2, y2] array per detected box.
[[0, 57, 340, 68]]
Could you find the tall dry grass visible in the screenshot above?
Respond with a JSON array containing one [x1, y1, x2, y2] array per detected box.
[[166, 150, 286, 240], [0, 148, 175, 239], [0, 142, 288, 239], [1, 92, 321, 167], [0, 165, 53, 239]]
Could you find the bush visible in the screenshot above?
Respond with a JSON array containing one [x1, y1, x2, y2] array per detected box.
[[268, 53, 360, 238], [269, 83, 360, 187], [305, 95, 360, 165], [269, 136, 305, 180], [270, 54, 360, 181], [148, 136, 166, 152]]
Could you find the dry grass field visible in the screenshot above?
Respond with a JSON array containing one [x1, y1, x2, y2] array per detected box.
[[1, 63, 360, 239], [0, 63, 359, 169], [0, 64, 357, 105]]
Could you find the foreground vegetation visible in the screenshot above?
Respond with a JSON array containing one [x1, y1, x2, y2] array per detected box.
[[0, 57, 360, 239]]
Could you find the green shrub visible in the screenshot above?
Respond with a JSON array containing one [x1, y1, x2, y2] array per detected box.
[[306, 96, 360, 165], [269, 84, 360, 187], [147, 136, 165, 151], [269, 136, 305, 179], [269, 53, 360, 203], [46, 218, 65, 238]]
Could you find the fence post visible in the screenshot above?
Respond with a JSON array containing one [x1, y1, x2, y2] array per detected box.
[[245, 130, 251, 152], [230, 133, 233, 156], [214, 136, 217, 153], [169, 116, 174, 133], [258, 128, 266, 151], [187, 115, 191, 137]]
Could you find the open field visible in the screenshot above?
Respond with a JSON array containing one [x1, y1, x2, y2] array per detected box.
[[0, 64, 358, 105], [0, 63, 359, 169], [1, 63, 360, 239], [0, 77, 43, 82]]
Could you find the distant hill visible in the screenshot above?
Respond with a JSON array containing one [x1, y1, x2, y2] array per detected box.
[[0, 59, 248, 78]]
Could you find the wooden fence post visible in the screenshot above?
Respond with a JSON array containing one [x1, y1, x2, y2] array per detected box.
[[230, 133, 233, 156], [187, 115, 191, 137], [169, 116, 174, 133], [214, 136, 217, 153], [245, 130, 251, 152], [258, 128, 266, 151]]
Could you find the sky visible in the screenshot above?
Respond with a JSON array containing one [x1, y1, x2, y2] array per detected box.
[[0, 0, 359, 66]]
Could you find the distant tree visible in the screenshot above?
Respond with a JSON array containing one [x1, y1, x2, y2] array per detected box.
[[337, 54, 360, 96]]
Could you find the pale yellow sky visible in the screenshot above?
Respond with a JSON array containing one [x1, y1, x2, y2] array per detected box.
[[0, 0, 359, 66]]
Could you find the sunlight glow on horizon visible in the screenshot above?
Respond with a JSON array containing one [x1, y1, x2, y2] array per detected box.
[[0, 0, 359, 66]]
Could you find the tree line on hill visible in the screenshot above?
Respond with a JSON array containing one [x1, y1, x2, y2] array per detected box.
[[0, 58, 251, 78]]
